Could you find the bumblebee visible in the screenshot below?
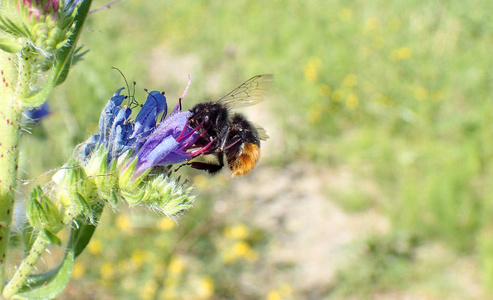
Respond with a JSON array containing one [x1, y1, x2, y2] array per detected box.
[[188, 74, 272, 176]]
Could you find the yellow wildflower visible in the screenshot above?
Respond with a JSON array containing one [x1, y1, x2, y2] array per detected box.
[[224, 224, 249, 240], [391, 47, 412, 61], [72, 262, 85, 279], [365, 17, 380, 31], [116, 215, 132, 232], [131, 250, 146, 269], [100, 262, 114, 280], [232, 241, 250, 257], [343, 74, 358, 87], [157, 217, 175, 231], [304, 57, 322, 82], [267, 290, 282, 300], [168, 256, 185, 274], [87, 239, 102, 255], [197, 276, 215, 299], [346, 94, 359, 109], [338, 8, 353, 21], [414, 87, 429, 101], [140, 280, 158, 300]]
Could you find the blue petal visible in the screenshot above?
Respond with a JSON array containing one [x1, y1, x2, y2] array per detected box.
[[74, 133, 100, 163], [107, 106, 132, 162], [98, 88, 126, 146], [132, 91, 167, 140], [23, 102, 50, 123]]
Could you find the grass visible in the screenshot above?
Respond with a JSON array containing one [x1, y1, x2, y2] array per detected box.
[[18, 0, 493, 298]]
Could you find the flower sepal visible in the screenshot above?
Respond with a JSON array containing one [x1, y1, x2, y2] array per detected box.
[[52, 162, 96, 219], [27, 186, 63, 234], [119, 155, 150, 192], [85, 147, 118, 203]]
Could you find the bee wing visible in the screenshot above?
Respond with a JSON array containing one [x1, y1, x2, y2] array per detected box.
[[217, 74, 273, 108], [253, 123, 269, 141]]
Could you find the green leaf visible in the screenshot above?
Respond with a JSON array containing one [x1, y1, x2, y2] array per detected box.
[[41, 229, 62, 247], [74, 192, 91, 216], [53, 0, 93, 86], [68, 203, 104, 258], [22, 223, 36, 253], [15, 250, 74, 299], [0, 16, 31, 39], [0, 38, 23, 53], [14, 203, 103, 298]]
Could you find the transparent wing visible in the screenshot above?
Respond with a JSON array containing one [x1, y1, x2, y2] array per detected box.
[[217, 74, 273, 108], [253, 123, 269, 141]]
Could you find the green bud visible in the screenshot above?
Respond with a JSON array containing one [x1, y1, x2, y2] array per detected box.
[[0, 0, 92, 107], [52, 163, 97, 213], [121, 174, 195, 218], [27, 191, 45, 230], [121, 182, 146, 207], [84, 147, 120, 203], [27, 186, 63, 233]]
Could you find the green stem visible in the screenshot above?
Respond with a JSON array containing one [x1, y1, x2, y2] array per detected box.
[[2, 232, 49, 298], [0, 49, 25, 295]]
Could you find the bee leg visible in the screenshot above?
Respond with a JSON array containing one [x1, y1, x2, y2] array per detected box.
[[190, 153, 224, 174], [174, 161, 192, 172]]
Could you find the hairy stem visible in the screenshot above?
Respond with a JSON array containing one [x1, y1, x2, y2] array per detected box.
[[2, 232, 49, 298], [0, 49, 25, 295], [0, 48, 34, 295]]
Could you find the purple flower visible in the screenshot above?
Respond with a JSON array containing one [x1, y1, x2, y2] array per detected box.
[[76, 86, 211, 179], [131, 109, 211, 177]]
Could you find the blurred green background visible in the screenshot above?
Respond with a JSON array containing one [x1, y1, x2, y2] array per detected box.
[[19, 0, 493, 299]]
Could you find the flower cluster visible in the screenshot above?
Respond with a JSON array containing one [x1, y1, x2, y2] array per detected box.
[[63, 84, 211, 217], [79, 86, 211, 174]]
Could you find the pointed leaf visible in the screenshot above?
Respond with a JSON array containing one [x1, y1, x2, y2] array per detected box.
[[15, 250, 74, 299], [53, 0, 93, 86], [0, 38, 23, 53], [41, 229, 62, 246], [68, 203, 104, 258]]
